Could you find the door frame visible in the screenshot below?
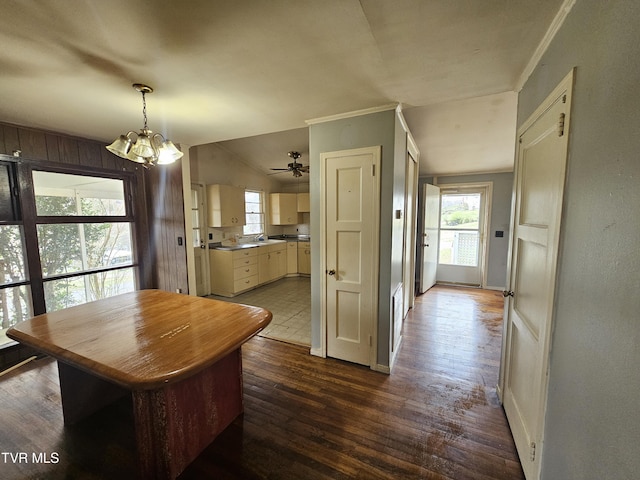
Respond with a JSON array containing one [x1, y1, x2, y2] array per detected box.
[[402, 137, 419, 315], [319, 146, 381, 368], [435, 181, 492, 287], [191, 183, 210, 296]]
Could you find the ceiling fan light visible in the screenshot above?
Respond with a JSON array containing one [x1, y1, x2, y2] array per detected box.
[[156, 139, 183, 164]]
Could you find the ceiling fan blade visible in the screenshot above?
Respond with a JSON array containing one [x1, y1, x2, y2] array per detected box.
[[270, 168, 290, 171]]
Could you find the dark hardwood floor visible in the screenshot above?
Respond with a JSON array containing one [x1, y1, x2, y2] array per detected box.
[[0, 286, 524, 479]]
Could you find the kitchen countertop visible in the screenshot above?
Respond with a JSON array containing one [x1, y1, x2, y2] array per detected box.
[[209, 239, 287, 251], [268, 234, 311, 241]]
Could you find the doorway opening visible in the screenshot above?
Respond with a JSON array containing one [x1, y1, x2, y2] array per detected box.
[[436, 183, 492, 287]]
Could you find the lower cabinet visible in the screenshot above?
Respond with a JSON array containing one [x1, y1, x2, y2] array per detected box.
[[297, 241, 311, 275], [210, 242, 288, 297], [259, 243, 287, 284], [210, 248, 259, 297], [286, 241, 298, 274]]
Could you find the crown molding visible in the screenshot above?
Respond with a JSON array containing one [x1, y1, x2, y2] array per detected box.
[[515, 0, 576, 92], [305, 103, 398, 125]]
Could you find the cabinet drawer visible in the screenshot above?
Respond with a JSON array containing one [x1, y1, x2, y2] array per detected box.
[[234, 263, 258, 280], [234, 274, 258, 293], [232, 248, 258, 261], [297, 241, 311, 250], [233, 255, 258, 269]]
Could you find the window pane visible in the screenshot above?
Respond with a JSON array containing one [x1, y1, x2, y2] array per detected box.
[[0, 285, 32, 334], [0, 225, 26, 284], [439, 230, 479, 266], [440, 193, 480, 230], [33, 171, 126, 216], [0, 162, 18, 222], [244, 223, 263, 235], [245, 191, 261, 203], [44, 268, 136, 312], [193, 228, 201, 247], [245, 213, 263, 225], [37, 223, 133, 277], [191, 209, 200, 228]]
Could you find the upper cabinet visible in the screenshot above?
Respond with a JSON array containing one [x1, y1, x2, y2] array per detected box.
[[207, 184, 245, 227], [269, 193, 300, 225], [297, 193, 310, 213]]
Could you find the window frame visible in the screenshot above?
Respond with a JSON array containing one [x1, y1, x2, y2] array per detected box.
[[243, 189, 265, 237], [11, 157, 141, 318]]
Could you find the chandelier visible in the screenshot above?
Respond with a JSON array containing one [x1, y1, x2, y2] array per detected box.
[[106, 83, 183, 166]]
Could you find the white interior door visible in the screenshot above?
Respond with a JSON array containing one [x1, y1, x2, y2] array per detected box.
[[191, 184, 209, 296], [501, 70, 573, 480], [322, 146, 380, 367], [436, 184, 491, 287], [419, 183, 440, 293]]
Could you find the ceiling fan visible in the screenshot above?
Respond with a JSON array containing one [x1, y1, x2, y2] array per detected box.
[[269, 151, 309, 177]]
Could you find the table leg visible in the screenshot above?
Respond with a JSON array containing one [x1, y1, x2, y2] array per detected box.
[[57, 361, 128, 425], [132, 349, 243, 480]]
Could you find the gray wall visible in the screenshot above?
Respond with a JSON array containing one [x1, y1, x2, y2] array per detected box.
[[309, 109, 404, 368], [420, 172, 513, 289], [518, 1, 640, 478]]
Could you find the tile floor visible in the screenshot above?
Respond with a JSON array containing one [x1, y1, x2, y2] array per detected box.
[[207, 276, 311, 346]]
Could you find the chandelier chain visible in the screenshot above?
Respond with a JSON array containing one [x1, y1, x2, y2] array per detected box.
[[141, 91, 148, 130]]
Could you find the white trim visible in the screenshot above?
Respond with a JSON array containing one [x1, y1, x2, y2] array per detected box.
[[422, 167, 514, 179], [515, 0, 576, 92], [435, 182, 493, 288], [396, 105, 420, 161], [180, 147, 197, 296], [310, 347, 324, 358], [372, 364, 391, 374], [306, 104, 398, 125]]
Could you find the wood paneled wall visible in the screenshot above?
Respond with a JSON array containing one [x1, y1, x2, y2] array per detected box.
[[145, 160, 189, 294], [0, 121, 189, 298]]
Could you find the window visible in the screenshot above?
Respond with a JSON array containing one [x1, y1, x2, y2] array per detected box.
[[243, 190, 264, 236], [0, 225, 32, 340], [191, 187, 202, 247], [1, 161, 31, 343], [438, 192, 481, 266], [32, 171, 136, 312]]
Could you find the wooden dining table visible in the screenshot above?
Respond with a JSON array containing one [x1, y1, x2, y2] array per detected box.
[[7, 289, 272, 479]]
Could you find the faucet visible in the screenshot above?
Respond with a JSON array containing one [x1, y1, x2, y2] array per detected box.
[[254, 234, 264, 241]]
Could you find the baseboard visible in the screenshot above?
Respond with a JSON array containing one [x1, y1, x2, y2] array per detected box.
[[372, 363, 390, 374], [485, 285, 505, 292], [310, 347, 324, 358]]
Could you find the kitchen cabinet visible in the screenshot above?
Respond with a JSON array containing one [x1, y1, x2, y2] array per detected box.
[[207, 184, 245, 227], [286, 241, 298, 274], [297, 241, 311, 275], [258, 242, 287, 284], [297, 193, 310, 212], [269, 193, 299, 225], [209, 247, 258, 297]]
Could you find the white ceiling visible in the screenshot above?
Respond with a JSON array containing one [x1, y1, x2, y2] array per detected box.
[[0, 1, 565, 182]]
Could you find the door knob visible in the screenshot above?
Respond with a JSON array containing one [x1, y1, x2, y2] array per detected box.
[[327, 269, 336, 276], [502, 290, 514, 297]]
